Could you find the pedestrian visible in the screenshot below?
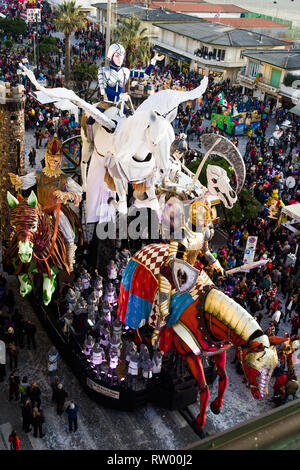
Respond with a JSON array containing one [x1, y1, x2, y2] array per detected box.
[[19, 375, 30, 404], [24, 320, 37, 350], [32, 407, 45, 438], [8, 370, 19, 401], [29, 147, 36, 167], [65, 400, 78, 432], [0, 338, 6, 381], [8, 429, 20, 450], [53, 383, 68, 415], [47, 346, 60, 378], [7, 341, 18, 370], [29, 382, 41, 410], [21, 398, 32, 433], [282, 371, 299, 404], [272, 309, 282, 335]]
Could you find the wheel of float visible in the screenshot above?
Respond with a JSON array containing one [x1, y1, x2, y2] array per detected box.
[[61, 135, 82, 185]]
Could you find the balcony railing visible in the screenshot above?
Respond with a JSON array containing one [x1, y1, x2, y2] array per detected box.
[[237, 71, 279, 93]]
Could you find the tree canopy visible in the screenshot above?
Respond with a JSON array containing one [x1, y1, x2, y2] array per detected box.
[[38, 36, 58, 57], [54, 0, 86, 84], [0, 17, 27, 36], [113, 15, 152, 68]]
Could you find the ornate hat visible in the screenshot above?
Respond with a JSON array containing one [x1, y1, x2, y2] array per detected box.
[[46, 134, 63, 157]]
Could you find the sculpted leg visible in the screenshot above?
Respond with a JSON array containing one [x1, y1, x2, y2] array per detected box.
[[43, 272, 57, 306], [174, 336, 209, 432], [210, 351, 228, 414], [18, 273, 33, 297]]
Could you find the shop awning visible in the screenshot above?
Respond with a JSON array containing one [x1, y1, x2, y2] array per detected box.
[[153, 45, 190, 63], [282, 203, 300, 222], [289, 103, 300, 117]]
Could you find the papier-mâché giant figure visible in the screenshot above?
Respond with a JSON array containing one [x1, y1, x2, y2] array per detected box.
[[18, 62, 209, 222]]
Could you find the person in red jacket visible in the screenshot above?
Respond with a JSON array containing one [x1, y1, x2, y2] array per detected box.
[[8, 429, 20, 450]]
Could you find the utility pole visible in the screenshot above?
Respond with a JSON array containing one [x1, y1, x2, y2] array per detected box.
[[105, 0, 112, 65], [36, 11, 39, 74]]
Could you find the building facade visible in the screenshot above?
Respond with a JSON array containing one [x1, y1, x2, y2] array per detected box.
[[153, 22, 289, 82], [238, 49, 300, 108]]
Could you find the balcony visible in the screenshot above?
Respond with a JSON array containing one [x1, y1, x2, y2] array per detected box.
[[237, 71, 255, 86], [153, 40, 245, 69], [237, 71, 279, 94]]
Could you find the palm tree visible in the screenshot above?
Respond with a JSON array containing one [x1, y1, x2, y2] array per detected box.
[[54, 0, 86, 85], [113, 15, 152, 68]]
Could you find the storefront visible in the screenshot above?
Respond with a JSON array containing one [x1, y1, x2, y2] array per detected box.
[[153, 45, 191, 75]]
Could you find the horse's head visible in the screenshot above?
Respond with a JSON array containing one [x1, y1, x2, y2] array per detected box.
[[7, 191, 39, 264], [239, 334, 284, 399], [145, 110, 174, 178], [206, 165, 237, 209]]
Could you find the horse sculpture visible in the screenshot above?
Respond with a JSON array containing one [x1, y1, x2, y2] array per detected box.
[[5, 191, 69, 305], [18, 63, 208, 223], [80, 105, 174, 222], [117, 243, 284, 436]]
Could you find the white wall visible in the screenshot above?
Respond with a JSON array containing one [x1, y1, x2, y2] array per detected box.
[[183, 12, 242, 18]]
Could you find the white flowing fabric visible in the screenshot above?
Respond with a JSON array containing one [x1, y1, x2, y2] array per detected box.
[[86, 153, 116, 224]]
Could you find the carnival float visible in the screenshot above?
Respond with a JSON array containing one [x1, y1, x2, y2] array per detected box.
[[2, 46, 285, 437]]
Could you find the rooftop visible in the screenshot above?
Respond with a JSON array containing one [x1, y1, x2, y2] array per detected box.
[[243, 49, 300, 69], [147, 2, 250, 13], [202, 17, 289, 29], [154, 21, 291, 47], [92, 2, 205, 22]]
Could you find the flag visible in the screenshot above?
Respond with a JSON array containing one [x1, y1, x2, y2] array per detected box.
[[216, 91, 229, 109]]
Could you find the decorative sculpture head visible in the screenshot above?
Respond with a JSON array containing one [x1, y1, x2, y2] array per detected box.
[[206, 165, 237, 209], [239, 335, 283, 399], [107, 43, 126, 67], [7, 191, 39, 264], [44, 134, 63, 177]]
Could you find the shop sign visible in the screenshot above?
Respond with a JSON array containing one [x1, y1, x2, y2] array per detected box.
[[27, 8, 41, 22]]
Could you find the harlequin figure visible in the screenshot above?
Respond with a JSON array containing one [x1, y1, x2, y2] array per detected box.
[[127, 349, 140, 390], [102, 300, 112, 324], [73, 297, 88, 333], [87, 290, 100, 319], [107, 260, 118, 281], [65, 288, 77, 312], [112, 317, 123, 342], [104, 283, 118, 308], [84, 335, 95, 356], [139, 344, 150, 364], [110, 334, 122, 358], [99, 325, 110, 348], [93, 270, 103, 295], [92, 342, 106, 366], [109, 349, 119, 370], [125, 341, 137, 363], [152, 350, 164, 375], [80, 270, 91, 290], [141, 358, 153, 384], [9, 135, 83, 271]]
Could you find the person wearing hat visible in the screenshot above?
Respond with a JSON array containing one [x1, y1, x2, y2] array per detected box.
[[65, 400, 79, 432], [8, 135, 83, 271], [86, 43, 164, 143]]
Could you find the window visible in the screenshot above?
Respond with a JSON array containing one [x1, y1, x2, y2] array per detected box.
[[213, 48, 225, 61], [249, 60, 260, 78]]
